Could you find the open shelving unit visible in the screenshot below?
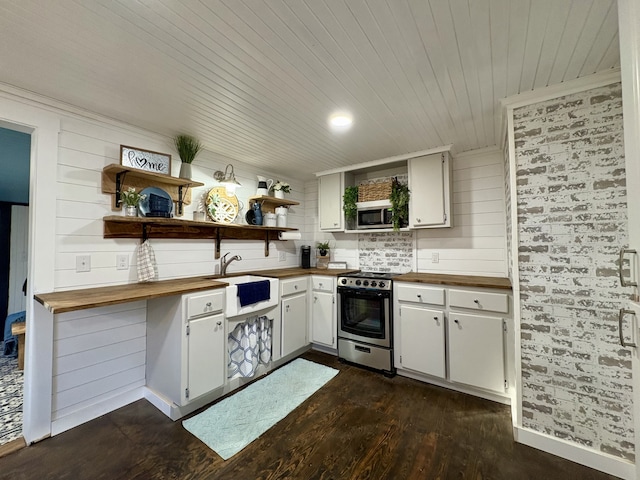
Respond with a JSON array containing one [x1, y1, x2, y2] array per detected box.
[[247, 195, 300, 213], [102, 164, 204, 216]]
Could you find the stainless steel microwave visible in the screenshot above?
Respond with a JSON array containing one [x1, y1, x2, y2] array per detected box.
[[356, 201, 393, 229]]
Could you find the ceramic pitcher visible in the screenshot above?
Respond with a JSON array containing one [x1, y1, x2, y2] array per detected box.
[[256, 176, 274, 196]]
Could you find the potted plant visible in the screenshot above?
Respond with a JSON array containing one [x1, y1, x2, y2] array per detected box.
[[316, 241, 331, 269], [174, 134, 203, 180], [120, 187, 146, 217], [389, 178, 410, 231], [343, 186, 358, 230], [270, 180, 291, 199]]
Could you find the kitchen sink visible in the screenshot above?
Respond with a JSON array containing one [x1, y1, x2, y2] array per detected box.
[[219, 275, 279, 317]]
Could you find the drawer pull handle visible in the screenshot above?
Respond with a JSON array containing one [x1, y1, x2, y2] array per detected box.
[[216, 321, 222, 326], [355, 345, 371, 353]]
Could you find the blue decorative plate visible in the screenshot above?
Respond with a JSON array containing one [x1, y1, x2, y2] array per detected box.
[[138, 187, 173, 217]]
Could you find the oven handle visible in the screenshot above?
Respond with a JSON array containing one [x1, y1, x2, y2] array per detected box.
[[337, 288, 389, 298]]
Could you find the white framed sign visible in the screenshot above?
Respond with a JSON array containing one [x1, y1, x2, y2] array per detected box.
[[120, 145, 172, 175]]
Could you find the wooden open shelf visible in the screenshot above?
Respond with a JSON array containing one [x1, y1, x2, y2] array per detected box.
[[103, 216, 299, 258], [102, 164, 205, 216], [248, 195, 300, 213]]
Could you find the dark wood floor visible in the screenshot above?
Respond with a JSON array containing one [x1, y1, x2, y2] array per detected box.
[[0, 350, 621, 479]]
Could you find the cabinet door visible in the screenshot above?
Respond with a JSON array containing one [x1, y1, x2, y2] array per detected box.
[[398, 305, 445, 378], [318, 173, 343, 231], [408, 153, 451, 228], [448, 312, 505, 392], [186, 313, 225, 402], [312, 291, 335, 348], [282, 293, 308, 357]]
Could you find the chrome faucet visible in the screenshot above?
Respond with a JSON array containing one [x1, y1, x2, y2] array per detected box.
[[221, 252, 242, 276]]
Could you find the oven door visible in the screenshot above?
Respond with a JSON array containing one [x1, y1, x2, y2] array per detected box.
[[337, 287, 391, 348]]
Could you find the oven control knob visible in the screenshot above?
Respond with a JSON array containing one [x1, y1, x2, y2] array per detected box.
[[341, 278, 347, 285], [363, 280, 369, 286], [371, 281, 377, 287], [355, 280, 362, 286], [379, 281, 385, 288]]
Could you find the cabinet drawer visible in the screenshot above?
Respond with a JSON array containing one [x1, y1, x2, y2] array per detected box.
[[396, 284, 445, 306], [281, 277, 308, 296], [449, 289, 509, 314], [312, 277, 334, 292], [186, 291, 224, 319]]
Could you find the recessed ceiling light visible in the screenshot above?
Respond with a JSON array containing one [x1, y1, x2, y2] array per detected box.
[[329, 112, 353, 130]]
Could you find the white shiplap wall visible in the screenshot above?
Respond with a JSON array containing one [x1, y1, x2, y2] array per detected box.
[[309, 147, 507, 276], [51, 301, 146, 435], [416, 148, 507, 276]]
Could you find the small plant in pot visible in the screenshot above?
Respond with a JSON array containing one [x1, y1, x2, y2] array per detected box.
[[343, 186, 358, 230], [120, 187, 146, 217], [174, 134, 203, 180], [270, 180, 291, 199], [316, 241, 331, 257]]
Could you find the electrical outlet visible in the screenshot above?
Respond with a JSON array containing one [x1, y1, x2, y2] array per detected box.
[[76, 255, 91, 272], [431, 252, 439, 264], [116, 254, 129, 270], [278, 251, 286, 262]]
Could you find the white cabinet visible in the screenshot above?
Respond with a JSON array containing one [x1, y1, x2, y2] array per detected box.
[[448, 312, 505, 392], [408, 152, 452, 228], [146, 289, 226, 412], [280, 277, 308, 357], [186, 313, 225, 400], [394, 281, 510, 398], [318, 172, 344, 231], [398, 304, 445, 378], [311, 275, 336, 349]]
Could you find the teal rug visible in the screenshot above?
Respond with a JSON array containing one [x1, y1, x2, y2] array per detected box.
[[183, 358, 339, 460]]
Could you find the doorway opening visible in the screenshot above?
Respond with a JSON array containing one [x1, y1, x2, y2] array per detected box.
[[0, 126, 31, 447]]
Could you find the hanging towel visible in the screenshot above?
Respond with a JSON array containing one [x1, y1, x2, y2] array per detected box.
[[236, 280, 271, 307], [227, 316, 272, 379], [137, 240, 157, 282]]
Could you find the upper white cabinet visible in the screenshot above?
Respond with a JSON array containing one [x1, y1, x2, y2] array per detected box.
[[318, 172, 344, 231], [408, 152, 452, 228]]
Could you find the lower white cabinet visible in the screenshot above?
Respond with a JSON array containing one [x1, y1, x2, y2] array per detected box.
[[397, 305, 445, 378], [394, 281, 510, 398], [448, 312, 505, 392], [280, 277, 308, 357], [147, 290, 226, 408], [311, 275, 336, 349]]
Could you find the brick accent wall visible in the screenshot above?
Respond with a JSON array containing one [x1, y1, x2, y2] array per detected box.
[[358, 232, 413, 273], [513, 82, 634, 460]]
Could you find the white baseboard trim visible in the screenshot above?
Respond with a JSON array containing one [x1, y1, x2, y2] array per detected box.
[[51, 387, 144, 436], [514, 426, 635, 480]]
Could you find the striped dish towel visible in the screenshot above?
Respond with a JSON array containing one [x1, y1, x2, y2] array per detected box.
[[137, 240, 157, 282]]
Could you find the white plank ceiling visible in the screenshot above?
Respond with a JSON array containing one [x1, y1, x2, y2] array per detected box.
[[0, 0, 620, 179]]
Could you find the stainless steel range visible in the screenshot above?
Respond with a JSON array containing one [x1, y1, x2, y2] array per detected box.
[[337, 272, 396, 376]]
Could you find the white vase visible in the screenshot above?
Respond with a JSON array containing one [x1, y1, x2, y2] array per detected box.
[[274, 189, 284, 199], [179, 162, 192, 180], [124, 205, 137, 217]]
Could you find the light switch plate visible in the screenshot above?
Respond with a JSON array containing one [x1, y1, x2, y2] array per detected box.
[[76, 255, 91, 272], [116, 254, 129, 270], [431, 252, 439, 264], [278, 252, 286, 262]]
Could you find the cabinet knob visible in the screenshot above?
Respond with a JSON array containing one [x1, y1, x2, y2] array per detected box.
[[433, 316, 438, 321], [319, 283, 323, 287], [286, 305, 290, 312], [417, 294, 422, 298], [216, 321, 222, 326], [294, 285, 298, 290], [206, 302, 212, 307], [416, 218, 421, 223], [454, 319, 460, 324], [473, 299, 479, 304]]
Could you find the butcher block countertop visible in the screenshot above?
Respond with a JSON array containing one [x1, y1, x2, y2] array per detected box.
[[394, 272, 512, 290], [34, 268, 359, 314]]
